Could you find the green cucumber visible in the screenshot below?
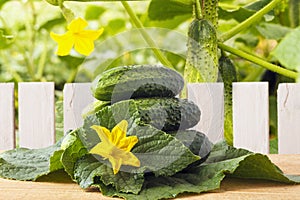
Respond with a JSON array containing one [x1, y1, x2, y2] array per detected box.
[[81, 100, 110, 119], [91, 65, 184, 103], [184, 18, 218, 83], [133, 97, 201, 132], [218, 55, 237, 146], [169, 130, 212, 162], [203, 0, 219, 29]]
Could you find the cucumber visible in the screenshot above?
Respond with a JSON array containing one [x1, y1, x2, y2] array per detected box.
[[81, 100, 110, 119], [203, 0, 219, 29], [91, 65, 184, 103], [169, 130, 212, 162], [184, 19, 218, 83], [218, 55, 237, 146], [134, 97, 201, 131]]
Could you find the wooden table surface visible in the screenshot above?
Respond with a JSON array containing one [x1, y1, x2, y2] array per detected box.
[[0, 154, 299, 200]]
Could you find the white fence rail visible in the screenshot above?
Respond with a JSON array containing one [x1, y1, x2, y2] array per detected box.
[[0, 82, 299, 154]]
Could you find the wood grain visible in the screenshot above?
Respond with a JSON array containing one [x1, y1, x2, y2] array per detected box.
[[1, 154, 299, 200], [63, 83, 94, 134], [0, 83, 15, 150], [187, 83, 224, 143], [278, 83, 300, 154], [233, 82, 269, 154], [18, 82, 55, 149]]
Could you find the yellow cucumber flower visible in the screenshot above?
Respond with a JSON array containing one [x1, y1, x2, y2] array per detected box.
[[50, 17, 103, 56], [89, 120, 140, 174]]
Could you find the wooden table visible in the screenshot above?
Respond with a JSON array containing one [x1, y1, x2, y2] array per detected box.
[[0, 154, 299, 200]]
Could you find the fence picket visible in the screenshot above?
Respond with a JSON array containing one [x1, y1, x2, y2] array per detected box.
[[0, 81, 300, 154], [278, 83, 300, 154], [18, 82, 55, 149], [233, 82, 269, 154], [63, 83, 94, 133], [187, 83, 224, 143], [0, 83, 15, 150]]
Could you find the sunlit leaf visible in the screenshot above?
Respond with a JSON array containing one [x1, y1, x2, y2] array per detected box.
[[85, 5, 106, 20], [39, 17, 66, 31], [219, 0, 274, 22], [58, 55, 85, 69], [256, 23, 292, 40], [148, 0, 193, 21], [271, 27, 300, 70]]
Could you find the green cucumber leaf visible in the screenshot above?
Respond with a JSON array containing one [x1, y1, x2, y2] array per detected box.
[[271, 27, 300, 71], [148, 0, 193, 21], [256, 23, 292, 40], [80, 99, 199, 176], [219, 0, 273, 22], [74, 154, 144, 194], [0, 141, 63, 181], [95, 141, 300, 200], [72, 99, 199, 194], [60, 129, 88, 178], [85, 5, 106, 20]]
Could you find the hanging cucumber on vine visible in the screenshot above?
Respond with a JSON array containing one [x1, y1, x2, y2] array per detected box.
[[184, 0, 218, 83], [184, 0, 237, 143]]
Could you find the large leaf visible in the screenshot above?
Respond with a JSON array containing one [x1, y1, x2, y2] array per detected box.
[[219, 0, 273, 22], [74, 154, 144, 194], [0, 141, 63, 181], [60, 129, 88, 178], [148, 0, 193, 21], [96, 142, 300, 200], [256, 23, 292, 40], [85, 5, 106, 20], [271, 27, 300, 70], [72, 99, 199, 194]]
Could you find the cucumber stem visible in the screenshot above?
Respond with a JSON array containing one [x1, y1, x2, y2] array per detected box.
[[195, 0, 203, 19], [121, 2, 174, 69], [218, 42, 298, 80], [219, 0, 282, 42]]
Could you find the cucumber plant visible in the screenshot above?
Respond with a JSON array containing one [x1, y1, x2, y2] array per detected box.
[[43, 0, 300, 146]]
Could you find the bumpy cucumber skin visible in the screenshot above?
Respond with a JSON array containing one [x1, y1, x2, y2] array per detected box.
[[169, 130, 212, 163], [133, 97, 201, 132], [92, 65, 184, 103], [218, 55, 237, 146], [184, 19, 218, 83], [203, 0, 219, 29]]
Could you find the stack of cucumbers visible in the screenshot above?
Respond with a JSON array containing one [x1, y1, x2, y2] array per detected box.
[[90, 64, 212, 159]]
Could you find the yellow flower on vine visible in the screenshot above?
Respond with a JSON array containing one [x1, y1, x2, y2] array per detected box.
[[89, 120, 140, 174], [50, 17, 103, 56]]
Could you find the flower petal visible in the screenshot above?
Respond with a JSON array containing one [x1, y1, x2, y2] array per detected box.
[[111, 120, 128, 145], [122, 152, 140, 167], [91, 125, 111, 144], [73, 37, 95, 56], [67, 17, 88, 32], [50, 31, 74, 56], [119, 136, 138, 152], [78, 28, 104, 40], [89, 142, 111, 159], [109, 157, 122, 174]]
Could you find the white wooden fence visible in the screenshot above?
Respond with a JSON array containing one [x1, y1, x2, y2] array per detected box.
[[0, 82, 299, 154]]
